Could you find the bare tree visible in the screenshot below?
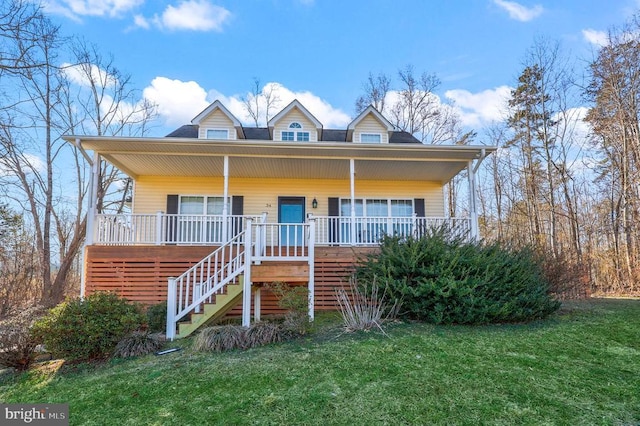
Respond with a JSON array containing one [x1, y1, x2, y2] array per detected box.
[[584, 17, 640, 292], [241, 78, 281, 127], [60, 40, 156, 213], [355, 65, 463, 144], [355, 72, 391, 114], [0, 3, 157, 308]]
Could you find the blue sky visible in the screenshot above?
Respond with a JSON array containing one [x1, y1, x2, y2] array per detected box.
[[44, 0, 639, 137]]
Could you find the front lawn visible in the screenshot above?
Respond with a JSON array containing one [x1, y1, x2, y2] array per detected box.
[[1, 298, 638, 425]]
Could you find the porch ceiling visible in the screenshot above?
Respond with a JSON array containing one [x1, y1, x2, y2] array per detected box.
[[65, 136, 497, 182]]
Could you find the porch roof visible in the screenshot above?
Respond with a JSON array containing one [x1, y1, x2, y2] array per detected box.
[[63, 135, 497, 182]]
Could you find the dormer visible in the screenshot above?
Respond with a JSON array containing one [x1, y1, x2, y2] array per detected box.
[[268, 100, 323, 142], [347, 105, 395, 143], [191, 100, 245, 140]]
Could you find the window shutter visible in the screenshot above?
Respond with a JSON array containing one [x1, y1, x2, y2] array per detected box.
[[231, 196, 244, 237], [166, 195, 179, 243], [328, 198, 339, 216], [414, 198, 425, 217], [231, 196, 244, 215], [166, 195, 179, 214], [328, 198, 339, 244]]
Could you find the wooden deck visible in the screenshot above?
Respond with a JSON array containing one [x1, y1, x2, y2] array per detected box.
[[84, 245, 376, 315]]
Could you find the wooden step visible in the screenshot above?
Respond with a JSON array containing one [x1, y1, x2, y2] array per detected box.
[[175, 276, 245, 339]]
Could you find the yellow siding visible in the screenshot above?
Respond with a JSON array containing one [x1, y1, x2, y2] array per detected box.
[[354, 114, 389, 143], [198, 109, 237, 139], [273, 108, 318, 142], [133, 176, 444, 217]]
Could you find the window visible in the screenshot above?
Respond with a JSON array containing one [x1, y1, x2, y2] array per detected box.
[[179, 196, 227, 215], [339, 198, 414, 243], [281, 122, 310, 141], [282, 131, 295, 141], [205, 129, 229, 139], [339, 198, 413, 217], [178, 196, 229, 243], [360, 133, 382, 143]]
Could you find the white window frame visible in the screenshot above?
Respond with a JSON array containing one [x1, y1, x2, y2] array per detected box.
[[281, 122, 310, 141], [360, 133, 382, 143], [178, 195, 229, 215], [281, 131, 295, 141], [205, 128, 229, 140], [339, 198, 414, 217]]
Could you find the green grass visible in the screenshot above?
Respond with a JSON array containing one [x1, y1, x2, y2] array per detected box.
[[1, 299, 638, 425]]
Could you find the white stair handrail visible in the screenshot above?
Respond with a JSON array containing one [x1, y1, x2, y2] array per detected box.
[[166, 230, 247, 340]]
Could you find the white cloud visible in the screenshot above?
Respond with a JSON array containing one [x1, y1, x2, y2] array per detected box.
[[582, 29, 608, 47], [61, 62, 118, 88], [142, 78, 351, 129], [143, 77, 210, 127], [445, 86, 512, 128], [493, 0, 543, 22], [133, 14, 150, 29], [135, 0, 231, 32], [44, 0, 143, 18]]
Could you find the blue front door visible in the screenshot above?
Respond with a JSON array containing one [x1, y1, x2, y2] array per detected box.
[[279, 197, 305, 245]]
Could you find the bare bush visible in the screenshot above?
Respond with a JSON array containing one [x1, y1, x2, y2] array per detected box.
[[0, 306, 46, 371], [335, 277, 400, 333]]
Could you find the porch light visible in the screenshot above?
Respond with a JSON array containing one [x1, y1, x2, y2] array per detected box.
[[312, 198, 318, 209]]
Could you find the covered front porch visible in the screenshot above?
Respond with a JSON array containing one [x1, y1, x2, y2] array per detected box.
[[68, 135, 494, 338]]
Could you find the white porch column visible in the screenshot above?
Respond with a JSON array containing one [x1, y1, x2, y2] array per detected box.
[[86, 152, 100, 246], [307, 217, 315, 321], [350, 159, 356, 245], [467, 160, 479, 240], [222, 155, 230, 242], [242, 218, 253, 328], [80, 151, 100, 298]]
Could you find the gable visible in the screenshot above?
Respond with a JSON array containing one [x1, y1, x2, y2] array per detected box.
[[197, 108, 238, 140], [272, 107, 319, 142], [268, 100, 323, 141], [352, 114, 389, 143]]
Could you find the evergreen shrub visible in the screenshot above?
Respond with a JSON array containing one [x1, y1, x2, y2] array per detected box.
[[355, 229, 560, 324], [32, 292, 145, 361], [146, 302, 167, 333]]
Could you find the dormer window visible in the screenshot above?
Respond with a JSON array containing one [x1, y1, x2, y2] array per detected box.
[[205, 129, 229, 139], [281, 122, 310, 141]]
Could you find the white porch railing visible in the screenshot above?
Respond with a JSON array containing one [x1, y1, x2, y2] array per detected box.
[[313, 215, 472, 245], [253, 222, 314, 261], [94, 213, 471, 246], [94, 213, 262, 245], [166, 229, 248, 340]]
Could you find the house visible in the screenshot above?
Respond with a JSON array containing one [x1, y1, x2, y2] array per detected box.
[[64, 99, 496, 339]]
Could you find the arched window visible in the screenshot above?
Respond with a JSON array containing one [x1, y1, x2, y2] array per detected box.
[[281, 122, 310, 141]]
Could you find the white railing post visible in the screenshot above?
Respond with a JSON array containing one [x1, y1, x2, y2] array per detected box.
[[222, 156, 229, 242], [242, 218, 253, 327], [156, 211, 164, 245], [166, 277, 177, 341], [412, 213, 418, 238], [308, 218, 315, 321]]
